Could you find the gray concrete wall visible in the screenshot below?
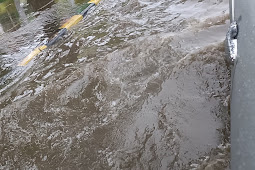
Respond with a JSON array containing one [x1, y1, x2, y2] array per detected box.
[[231, 0, 255, 169]]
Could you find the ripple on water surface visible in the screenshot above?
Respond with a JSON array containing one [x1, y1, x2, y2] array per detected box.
[[0, 0, 230, 169]]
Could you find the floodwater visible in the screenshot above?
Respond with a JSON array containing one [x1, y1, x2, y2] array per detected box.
[[0, 0, 231, 169]]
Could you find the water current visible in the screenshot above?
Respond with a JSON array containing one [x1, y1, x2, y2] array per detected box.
[[0, 0, 231, 169]]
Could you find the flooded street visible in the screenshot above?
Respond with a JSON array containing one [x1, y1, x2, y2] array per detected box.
[[0, 0, 231, 169]]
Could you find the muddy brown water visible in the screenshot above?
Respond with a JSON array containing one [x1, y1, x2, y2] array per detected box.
[[0, 0, 230, 169]]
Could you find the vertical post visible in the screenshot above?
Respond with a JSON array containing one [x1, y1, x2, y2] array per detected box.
[[229, 0, 235, 22], [14, 0, 28, 25]]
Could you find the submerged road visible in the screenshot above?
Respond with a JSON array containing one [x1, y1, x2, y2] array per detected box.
[[0, 0, 230, 169]]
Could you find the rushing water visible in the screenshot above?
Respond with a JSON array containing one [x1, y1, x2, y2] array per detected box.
[[0, 0, 230, 169]]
